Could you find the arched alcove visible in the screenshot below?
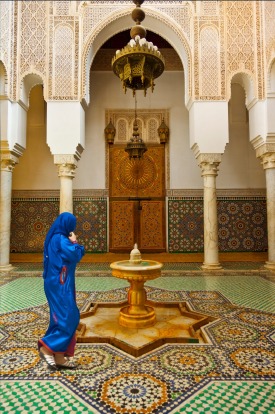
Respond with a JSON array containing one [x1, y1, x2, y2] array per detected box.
[[0, 61, 8, 96], [20, 72, 44, 109], [229, 72, 255, 108], [13, 84, 58, 190], [217, 82, 265, 189], [267, 57, 275, 92]]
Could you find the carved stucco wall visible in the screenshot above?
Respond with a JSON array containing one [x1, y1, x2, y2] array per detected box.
[[1, 1, 274, 105]]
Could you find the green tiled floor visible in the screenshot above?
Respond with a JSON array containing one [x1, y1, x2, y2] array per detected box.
[[1, 381, 97, 414], [172, 381, 275, 414], [1, 264, 274, 414], [1, 274, 274, 314], [148, 275, 275, 313]]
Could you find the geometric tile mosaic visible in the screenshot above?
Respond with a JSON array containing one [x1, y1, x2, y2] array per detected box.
[[11, 198, 108, 253], [0, 268, 274, 413], [10, 196, 267, 253], [0, 380, 98, 413], [168, 198, 267, 253], [172, 381, 275, 413]]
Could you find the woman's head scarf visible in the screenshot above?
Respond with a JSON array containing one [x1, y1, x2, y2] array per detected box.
[[43, 212, 76, 278]]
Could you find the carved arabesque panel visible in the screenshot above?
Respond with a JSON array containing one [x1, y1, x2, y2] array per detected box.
[[105, 109, 169, 144], [49, 16, 79, 100], [82, 4, 124, 44], [110, 146, 164, 198], [20, 1, 47, 78], [0, 1, 11, 78], [156, 2, 192, 44], [53, 24, 74, 97], [199, 26, 220, 98], [110, 201, 135, 249], [140, 201, 165, 250], [54, 1, 70, 16], [201, 1, 218, 16], [265, 1, 275, 78], [226, 1, 257, 95]]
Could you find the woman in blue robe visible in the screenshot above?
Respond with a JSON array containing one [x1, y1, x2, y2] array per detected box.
[[38, 212, 85, 370]]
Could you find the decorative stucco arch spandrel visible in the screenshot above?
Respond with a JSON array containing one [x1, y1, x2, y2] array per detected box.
[[80, 6, 192, 107]]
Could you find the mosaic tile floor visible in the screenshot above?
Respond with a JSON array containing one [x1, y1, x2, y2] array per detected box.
[[0, 263, 274, 413]]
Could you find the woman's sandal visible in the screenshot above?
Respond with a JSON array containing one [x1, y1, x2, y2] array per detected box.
[[56, 358, 77, 370], [39, 351, 57, 371]]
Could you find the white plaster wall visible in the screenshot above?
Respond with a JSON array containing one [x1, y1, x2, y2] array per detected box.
[[217, 84, 265, 188], [13, 86, 59, 190], [75, 71, 202, 189], [12, 76, 265, 190]]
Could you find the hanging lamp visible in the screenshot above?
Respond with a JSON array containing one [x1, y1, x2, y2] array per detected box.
[[112, 0, 165, 96], [125, 95, 147, 159]]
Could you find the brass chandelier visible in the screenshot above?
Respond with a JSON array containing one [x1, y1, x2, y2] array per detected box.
[[112, 0, 165, 97]]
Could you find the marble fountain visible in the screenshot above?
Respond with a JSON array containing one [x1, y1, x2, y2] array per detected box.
[[77, 245, 215, 357]]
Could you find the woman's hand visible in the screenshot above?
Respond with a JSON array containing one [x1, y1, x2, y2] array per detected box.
[[68, 232, 77, 243]]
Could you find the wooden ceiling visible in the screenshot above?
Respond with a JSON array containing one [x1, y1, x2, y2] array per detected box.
[[102, 30, 172, 49]]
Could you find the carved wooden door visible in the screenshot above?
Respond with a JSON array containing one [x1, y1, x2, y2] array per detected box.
[[109, 145, 166, 252]]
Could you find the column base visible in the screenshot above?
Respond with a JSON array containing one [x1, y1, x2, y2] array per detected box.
[[264, 261, 275, 271], [201, 263, 223, 271], [0, 264, 14, 272]]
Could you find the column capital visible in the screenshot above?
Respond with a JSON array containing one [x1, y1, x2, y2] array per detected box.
[[196, 153, 222, 176], [54, 154, 78, 178], [0, 142, 20, 172], [56, 164, 77, 178], [255, 143, 275, 170]]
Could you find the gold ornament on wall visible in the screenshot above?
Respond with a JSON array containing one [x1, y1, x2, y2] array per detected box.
[[104, 119, 116, 144], [157, 118, 169, 143]]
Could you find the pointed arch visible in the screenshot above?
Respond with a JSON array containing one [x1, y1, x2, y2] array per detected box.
[[0, 60, 8, 96], [81, 6, 191, 106], [19, 72, 44, 109], [267, 56, 275, 93], [229, 71, 256, 108]]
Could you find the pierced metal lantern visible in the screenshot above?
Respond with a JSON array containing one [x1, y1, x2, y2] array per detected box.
[[104, 119, 116, 144], [125, 118, 147, 159], [112, 0, 165, 96]]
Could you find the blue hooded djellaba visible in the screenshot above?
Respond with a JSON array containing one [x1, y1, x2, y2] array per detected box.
[[38, 212, 85, 356]]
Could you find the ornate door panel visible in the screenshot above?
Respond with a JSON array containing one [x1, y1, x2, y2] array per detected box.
[[110, 201, 135, 249], [140, 201, 165, 251], [109, 145, 166, 252]]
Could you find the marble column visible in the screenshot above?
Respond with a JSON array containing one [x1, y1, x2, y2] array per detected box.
[[54, 155, 77, 213], [0, 144, 19, 271], [198, 154, 223, 270], [257, 150, 275, 271]]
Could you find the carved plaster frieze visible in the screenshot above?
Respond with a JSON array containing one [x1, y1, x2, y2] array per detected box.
[[105, 109, 169, 144], [11, 189, 108, 199], [2, 1, 273, 105], [54, 153, 81, 165], [54, 154, 79, 178], [166, 188, 266, 198]]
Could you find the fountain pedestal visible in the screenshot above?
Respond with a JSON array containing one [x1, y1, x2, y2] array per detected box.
[[110, 259, 163, 328]]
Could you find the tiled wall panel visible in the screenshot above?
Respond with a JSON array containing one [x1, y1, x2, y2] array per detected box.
[[168, 197, 267, 253], [10, 196, 267, 253], [10, 197, 108, 253]]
